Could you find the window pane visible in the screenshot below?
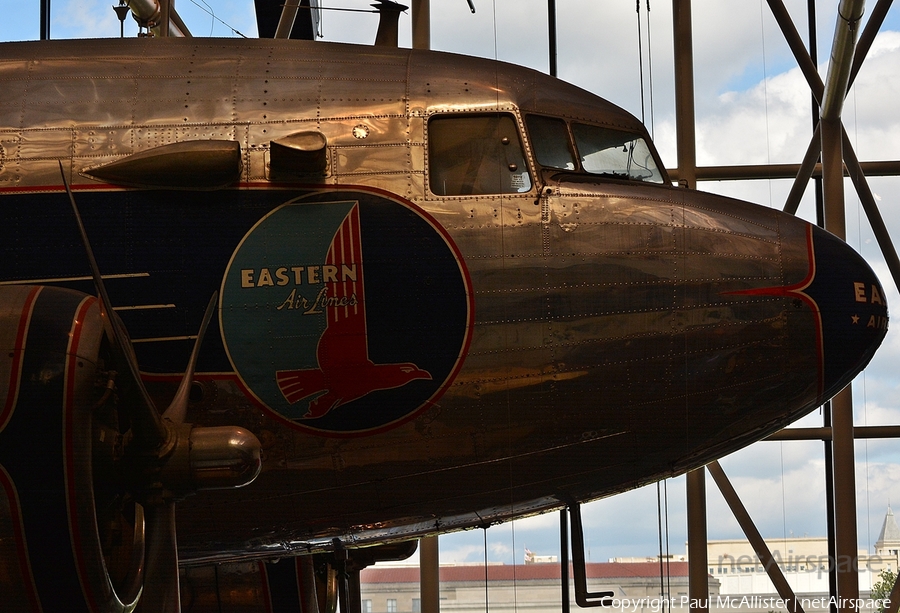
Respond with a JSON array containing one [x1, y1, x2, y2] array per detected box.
[[428, 114, 532, 195], [387, 599, 397, 613], [525, 115, 576, 170], [571, 123, 663, 183]]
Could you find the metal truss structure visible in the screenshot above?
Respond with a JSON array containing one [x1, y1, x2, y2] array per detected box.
[[671, 3, 900, 613]]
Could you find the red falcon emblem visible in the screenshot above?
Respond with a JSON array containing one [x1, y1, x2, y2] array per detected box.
[[275, 204, 432, 418]]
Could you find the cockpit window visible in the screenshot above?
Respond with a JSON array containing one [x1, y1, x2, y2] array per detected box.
[[428, 114, 533, 196], [571, 123, 664, 183], [525, 115, 576, 170]]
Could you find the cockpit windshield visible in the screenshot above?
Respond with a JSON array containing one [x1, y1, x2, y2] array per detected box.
[[571, 123, 664, 183], [525, 114, 664, 183], [525, 115, 577, 171]]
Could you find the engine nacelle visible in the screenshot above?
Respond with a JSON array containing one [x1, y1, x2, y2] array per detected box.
[[0, 285, 144, 613]]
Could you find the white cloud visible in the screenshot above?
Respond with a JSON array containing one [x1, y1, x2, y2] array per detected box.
[[52, 0, 122, 39], [440, 540, 489, 565]]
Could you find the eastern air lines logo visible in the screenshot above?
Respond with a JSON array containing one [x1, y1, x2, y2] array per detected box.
[[220, 190, 472, 436]]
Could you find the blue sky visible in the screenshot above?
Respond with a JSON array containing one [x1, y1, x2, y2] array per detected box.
[[718, 5, 900, 93], [3, 0, 900, 568]]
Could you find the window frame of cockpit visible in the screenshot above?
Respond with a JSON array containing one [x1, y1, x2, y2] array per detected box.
[[523, 114, 579, 172], [424, 111, 538, 198], [523, 112, 669, 184]]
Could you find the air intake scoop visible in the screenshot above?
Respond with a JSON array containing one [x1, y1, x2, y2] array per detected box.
[[83, 140, 242, 189]]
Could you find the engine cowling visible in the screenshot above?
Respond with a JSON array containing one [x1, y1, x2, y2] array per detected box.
[[0, 285, 144, 613]]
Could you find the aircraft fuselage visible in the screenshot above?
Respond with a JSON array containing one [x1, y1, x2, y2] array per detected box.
[[0, 38, 887, 563]]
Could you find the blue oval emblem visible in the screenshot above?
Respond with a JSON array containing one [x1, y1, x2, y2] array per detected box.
[[220, 190, 472, 436]]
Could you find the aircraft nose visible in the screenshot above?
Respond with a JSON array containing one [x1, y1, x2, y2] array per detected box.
[[806, 225, 888, 401]]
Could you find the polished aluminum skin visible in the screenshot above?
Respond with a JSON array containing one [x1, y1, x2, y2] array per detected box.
[[0, 37, 887, 568]]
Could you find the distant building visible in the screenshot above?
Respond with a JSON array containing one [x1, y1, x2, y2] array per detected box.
[[875, 506, 900, 559], [705, 507, 900, 597], [524, 548, 558, 564], [360, 562, 703, 613], [359, 507, 900, 613]]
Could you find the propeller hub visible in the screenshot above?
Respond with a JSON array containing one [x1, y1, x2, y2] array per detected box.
[[157, 424, 262, 496]]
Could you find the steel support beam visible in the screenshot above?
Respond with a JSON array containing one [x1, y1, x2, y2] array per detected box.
[[159, 0, 170, 37], [275, 0, 301, 39], [820, 7, 864, 609], [170, 8, 190, 38], [411, 0, 430, 50], [831, 387, 859, 613], [568, 502, 615, 607], [806, 0, 825, 228], [40, 0, 50, 40], [127, 0, 190, 37], [767, 0, 894, 114], [708, 461, 806, 613], [841, 127, 900, 295], [673, 0, 696, 189], [687, 469, 708, 613], [767, 0, 824, 103], [821, 118, 847, 237], [825, 401, 839, 613], [335, 540, 352, 613], [673, 5, 705, 610], [783, 124, 822, 215], [548, 0, 557, 77], [766, 425, 900, 441], [420, 536, 439, 613], [669, 5, 898, 613], [560, 509, 570, 613], [348, 569, 362, 613], [822, 1, 865, 121], [667, 158, 900, 183]]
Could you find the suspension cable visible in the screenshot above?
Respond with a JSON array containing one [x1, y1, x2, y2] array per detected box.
[[636, 1, 646, 125], [646, 1, 656, 138]]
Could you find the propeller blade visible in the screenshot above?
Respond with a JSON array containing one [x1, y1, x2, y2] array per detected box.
[[59, 162, 167, 449], [123, 503, 147, 604], [162, 292, 219, 425], [142, 501, 181, 613]]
